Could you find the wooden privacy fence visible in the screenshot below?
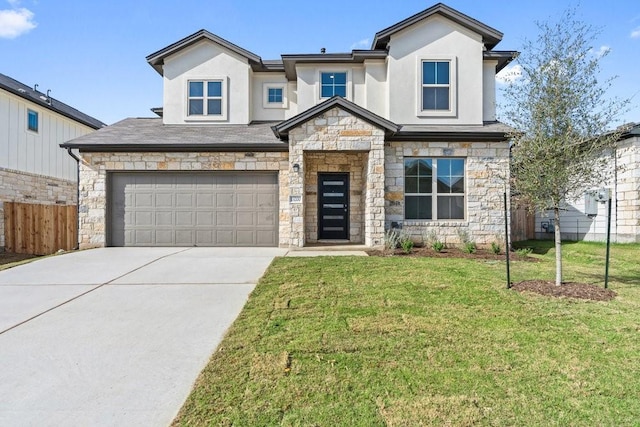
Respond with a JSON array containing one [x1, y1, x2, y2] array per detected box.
[[511, 204, 536, 242], [4, 202, 77, 255]]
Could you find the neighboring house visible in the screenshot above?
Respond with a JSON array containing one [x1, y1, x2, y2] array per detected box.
[[62, 3, 516, 249], [534, 123, 640, 243], [0, 73, 105, 251]]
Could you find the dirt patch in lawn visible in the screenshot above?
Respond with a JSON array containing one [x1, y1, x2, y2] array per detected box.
[[512, 280, 616, 301], [0, 252, 40, 266], [367, 247, 538, 262]]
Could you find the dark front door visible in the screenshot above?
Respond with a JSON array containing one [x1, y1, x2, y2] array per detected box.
[[318, 173, 349, 240]]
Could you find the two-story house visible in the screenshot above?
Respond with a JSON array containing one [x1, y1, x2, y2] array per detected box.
[[62, 3, 516, 249], [0, 73, 105, 251]]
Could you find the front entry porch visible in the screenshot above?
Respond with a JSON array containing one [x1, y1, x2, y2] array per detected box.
[[304, 152, 366, 244]]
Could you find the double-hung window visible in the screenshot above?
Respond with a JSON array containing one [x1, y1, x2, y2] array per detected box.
[[422, 61, 450, 111], [27, 109, 38, 132], [188, 80, 223, 116], [320, 72, 347, 98], [404, 158, 465, 220]]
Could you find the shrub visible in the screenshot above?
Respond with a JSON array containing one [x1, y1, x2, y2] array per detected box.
[[384, 229, 401, 252], [491, 242, 501, 254], [516, 247, 533, 257], [432, 240, 445, 252], [401, 238, 414, 254], [398, 230, 414, 254], [463, 241, 477, 254]]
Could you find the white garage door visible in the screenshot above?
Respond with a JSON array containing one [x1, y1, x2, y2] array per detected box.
[[108, 172, 278, 247]]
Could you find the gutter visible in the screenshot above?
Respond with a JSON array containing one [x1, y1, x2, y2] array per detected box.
[[65, 148, 81, 250]]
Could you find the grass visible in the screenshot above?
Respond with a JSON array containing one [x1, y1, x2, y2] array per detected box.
[[174, 241, 640, 426]]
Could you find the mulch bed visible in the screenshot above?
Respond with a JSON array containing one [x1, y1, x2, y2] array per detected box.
[[511, 280, 616, 301], [367, 246, 538, 262]]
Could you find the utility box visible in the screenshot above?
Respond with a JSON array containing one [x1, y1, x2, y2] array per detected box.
[[584, 190, 599, 217], [541, 220, 554, 233]]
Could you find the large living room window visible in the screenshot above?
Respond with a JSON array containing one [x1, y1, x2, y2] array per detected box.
[[404, 158, 465, 220], [188, 80, 223, 116], [320, 72, 347, 98]]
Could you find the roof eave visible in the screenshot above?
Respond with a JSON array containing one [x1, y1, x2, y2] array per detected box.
[[390, 131, 511, 142], [60, 142, 289, 153]]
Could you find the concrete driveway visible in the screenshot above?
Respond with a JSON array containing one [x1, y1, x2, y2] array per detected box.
[[0, 247, 286, 426]]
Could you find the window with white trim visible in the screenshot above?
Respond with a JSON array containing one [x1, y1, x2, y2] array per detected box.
[[262, 83, 287, 109], [422, 61, 450, 111], [404, 158, 465, 220], [27, 109, 38, 132], [320, 72, 347, 98], [188, 80, 223, 116]]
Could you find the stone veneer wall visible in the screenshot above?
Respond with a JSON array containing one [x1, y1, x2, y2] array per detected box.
[[288, 107, 386, 247], [304, 152, 366, 243], [615, 137, 640, 242], [78, 152, 290, 249], [384, 141, 510, 247], [0, 167, 76, 249]]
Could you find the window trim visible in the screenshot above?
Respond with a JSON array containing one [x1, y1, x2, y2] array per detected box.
[[416, 56, 457, 118], [404, 157, 466, 221], [262, 83, 288, 109], [27, 108, 39, 133], [185, 77, 228, 121], [318, 70, 350, 100]]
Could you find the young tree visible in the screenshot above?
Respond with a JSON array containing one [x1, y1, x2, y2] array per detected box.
[[501, 8, 629, 286]]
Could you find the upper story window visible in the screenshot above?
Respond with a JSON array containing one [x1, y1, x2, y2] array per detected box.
[[418, 57, 457, 117], [262, 83, 287, 109], [320, 72, 347, 98], [422, 61, 450, 110], [27, 109, 38, 132], [188, 80, 223, 116], [404, 158, 465, 220], [268, 88, 283, 103]]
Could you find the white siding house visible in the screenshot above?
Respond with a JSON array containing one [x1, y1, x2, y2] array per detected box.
[[535, 124, 640, 243], [0, 73, 105, 250]]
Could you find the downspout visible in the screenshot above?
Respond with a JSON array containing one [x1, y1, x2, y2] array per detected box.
[[66, 148, 80, 250]]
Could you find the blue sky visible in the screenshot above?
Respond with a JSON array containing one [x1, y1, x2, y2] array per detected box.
[[1, 0, 638, 125]]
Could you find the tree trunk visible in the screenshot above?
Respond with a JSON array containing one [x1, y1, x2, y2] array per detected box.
[[554, 207, 562, 286]]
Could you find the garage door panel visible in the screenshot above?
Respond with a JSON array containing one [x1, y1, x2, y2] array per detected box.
[[155, 230, 174, 245], [109, 172, 278, 247]]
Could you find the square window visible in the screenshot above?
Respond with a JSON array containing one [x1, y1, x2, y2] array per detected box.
[[188, 80, 223, 117], [27, 109, 38, 132], [268, 88, 283, 103], [404, 158, 465, 220], [320, 72, 347, 98]]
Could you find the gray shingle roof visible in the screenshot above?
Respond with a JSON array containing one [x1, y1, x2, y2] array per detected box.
[[60, 118, 288, 152], [0, 73, 106, 130]]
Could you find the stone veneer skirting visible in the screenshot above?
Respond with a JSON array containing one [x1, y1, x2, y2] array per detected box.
[[384, 141, 510, 247], [0, 167, 76, 249]]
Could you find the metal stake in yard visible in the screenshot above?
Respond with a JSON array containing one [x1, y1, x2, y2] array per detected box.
[[604, 193, 612, 289], [504, 192, 511, 289]]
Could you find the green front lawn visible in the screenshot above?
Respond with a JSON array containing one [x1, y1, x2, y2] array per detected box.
[[175, 242, 640, 426]]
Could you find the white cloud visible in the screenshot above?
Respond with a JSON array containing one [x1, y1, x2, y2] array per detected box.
[[495, 64, 522, 84], [0, 7, 36, 39], [594, 45, 611, 58], [631, 27, 640, 39], [350, 38, 369, 50]]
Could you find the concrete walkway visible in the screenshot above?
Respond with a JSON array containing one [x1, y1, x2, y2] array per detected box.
[[0, 247, 286, 427]]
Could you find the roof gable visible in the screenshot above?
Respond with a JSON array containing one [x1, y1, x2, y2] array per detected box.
[[146, 30, 263, 75], [272, 96, 400, 141], [372, 3, 503, 50]]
